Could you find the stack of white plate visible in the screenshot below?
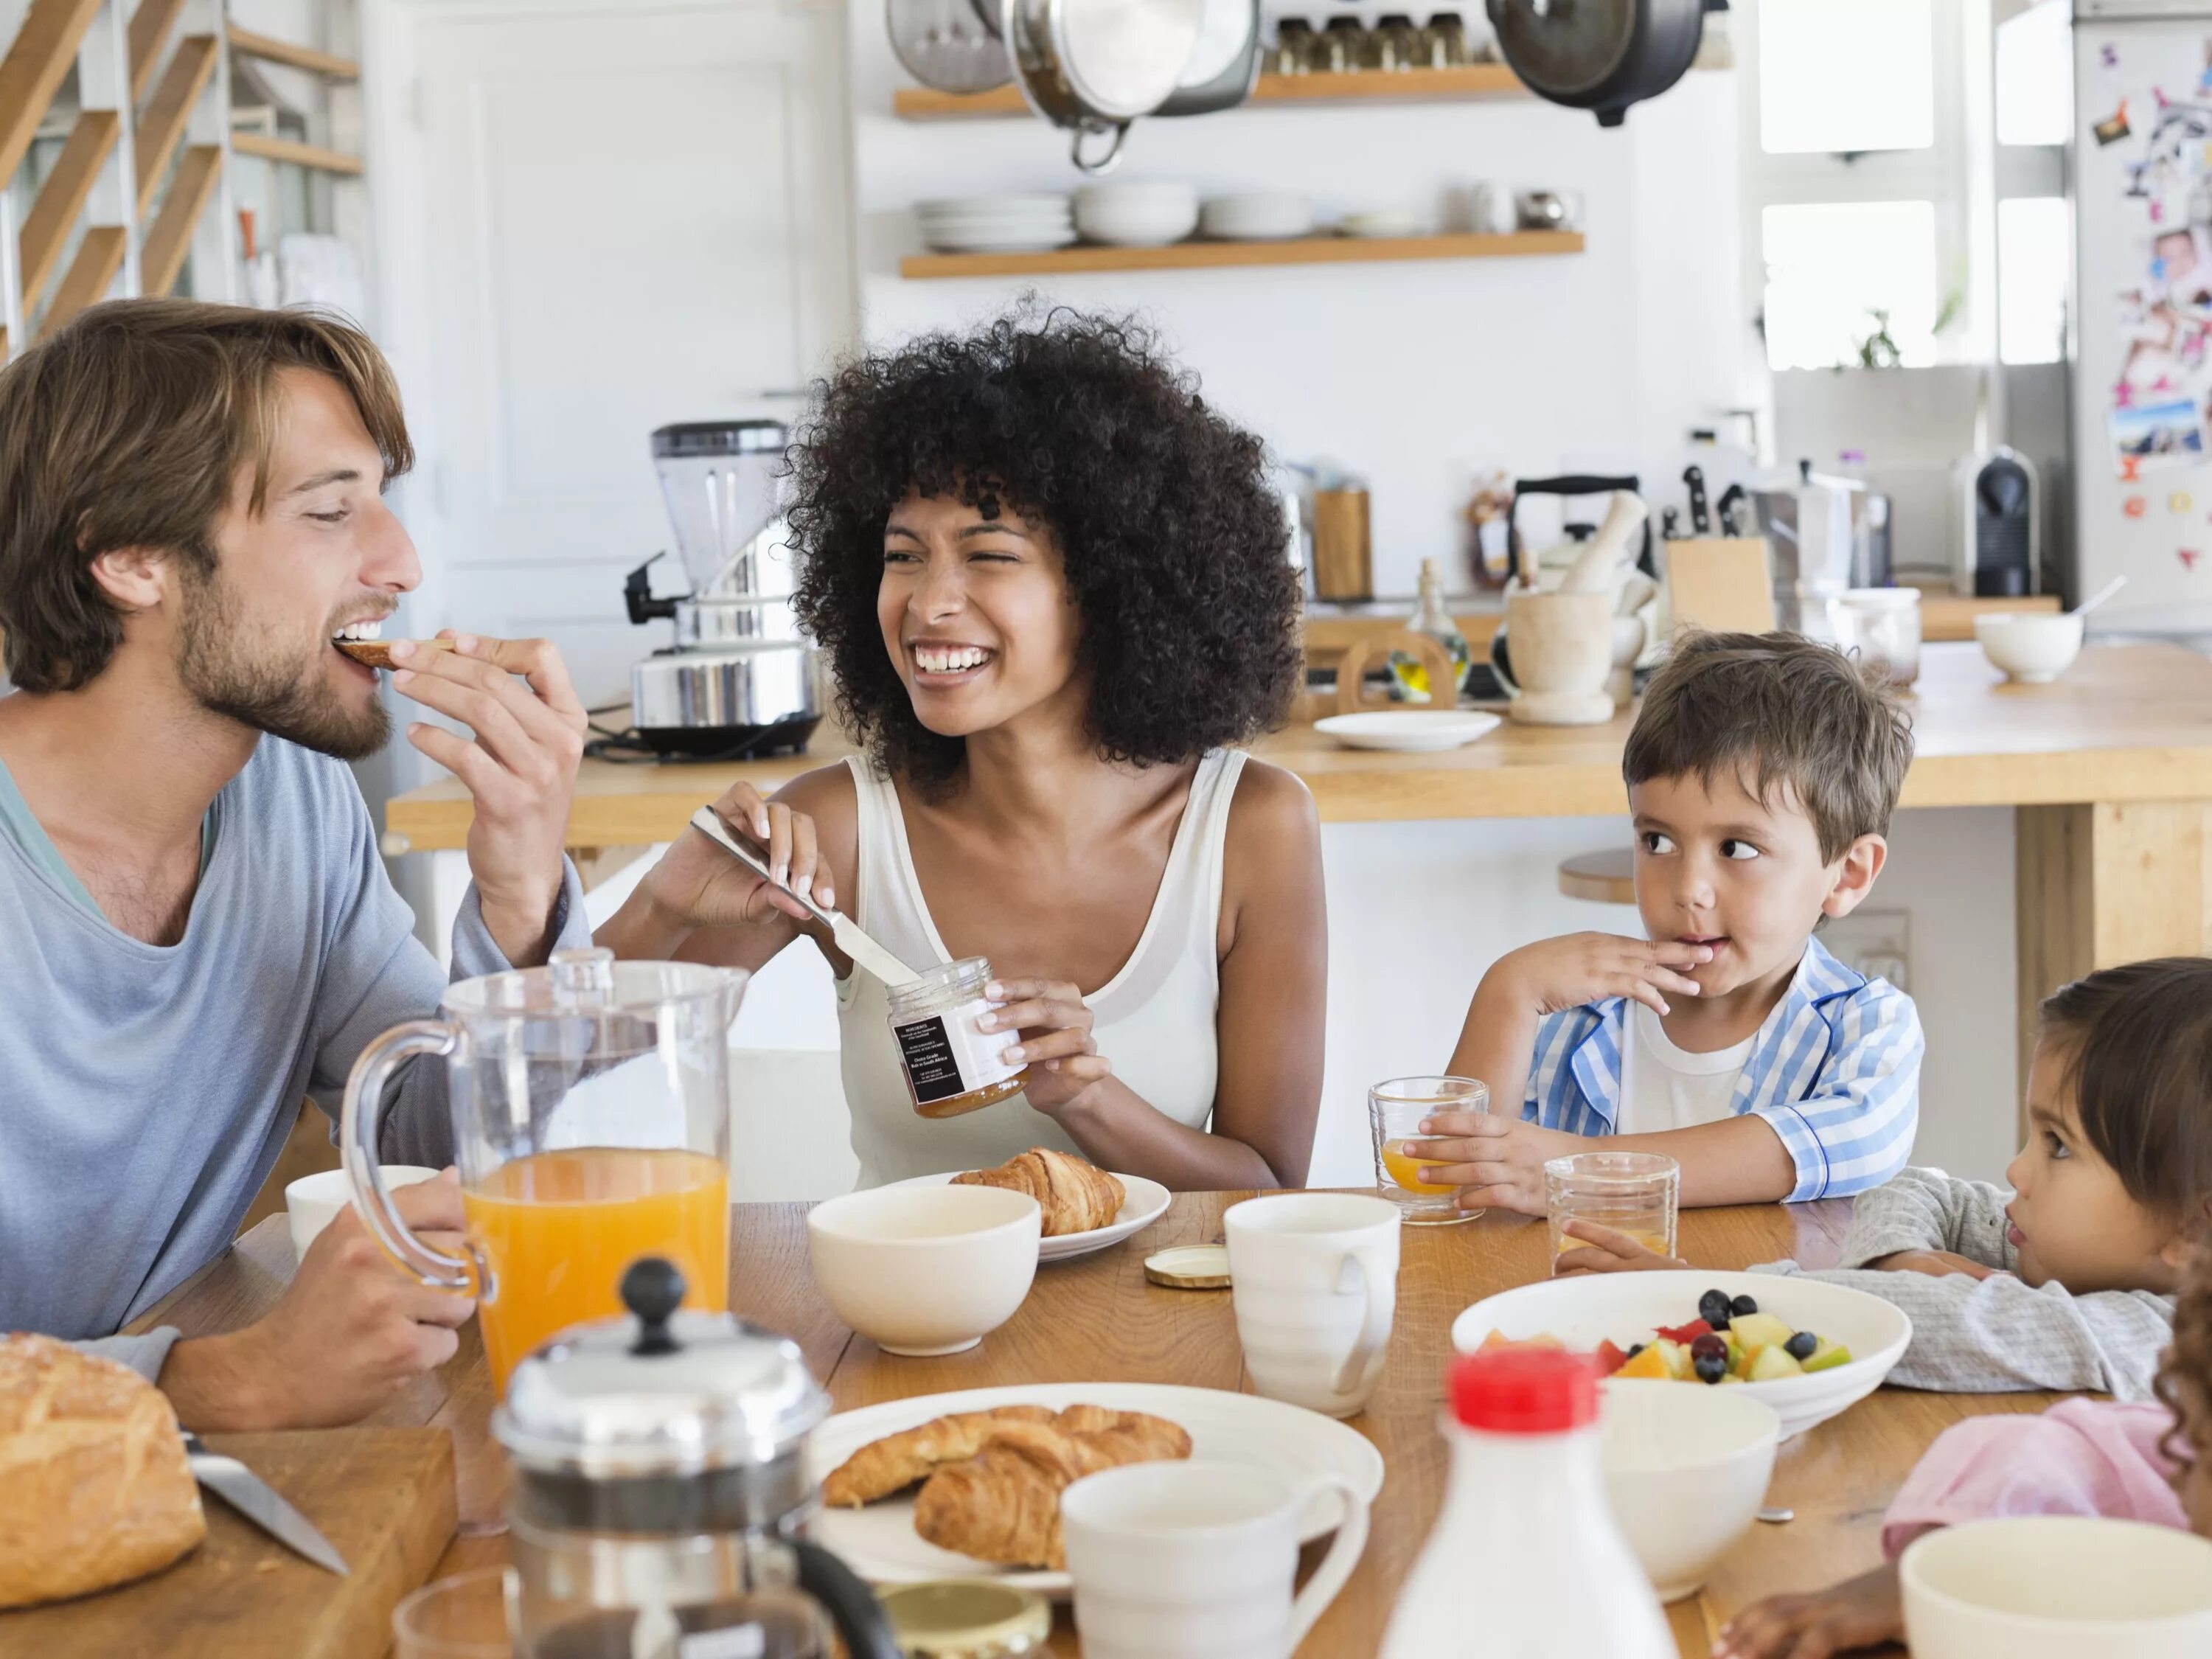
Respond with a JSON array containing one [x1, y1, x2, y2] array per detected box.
[[1073, 181, 1200, 247], [1200, 192, 1317, 242], [915, 195, 1076, 254]]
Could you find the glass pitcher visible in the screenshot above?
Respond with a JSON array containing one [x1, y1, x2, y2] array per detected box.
[[341, 947, 748, 1392]]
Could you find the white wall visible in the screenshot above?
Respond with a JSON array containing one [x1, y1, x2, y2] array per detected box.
[[844, 13, 1761, 591]]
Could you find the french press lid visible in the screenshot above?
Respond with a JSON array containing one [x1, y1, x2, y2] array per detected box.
[[495, 1259, 829, 1483]]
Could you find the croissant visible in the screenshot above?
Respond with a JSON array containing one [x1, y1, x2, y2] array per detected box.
[[821, 1405, 1057, 1507], [911, 1408, 1192, 1569], [953, 1148, 1125, 1237]]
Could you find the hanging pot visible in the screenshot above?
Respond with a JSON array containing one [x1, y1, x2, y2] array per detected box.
[[1003, 0, 1205, 172], [1155, 0, 1262, 119], [1485, 0, 1722, 128], [886, 0, 1012, 94]]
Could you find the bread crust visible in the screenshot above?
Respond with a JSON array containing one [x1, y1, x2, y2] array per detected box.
[[0, 1335, 205, 1608], [333, 638, 453, 669]]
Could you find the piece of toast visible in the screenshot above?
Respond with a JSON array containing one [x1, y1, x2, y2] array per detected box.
[[334, 638, 453, 669]]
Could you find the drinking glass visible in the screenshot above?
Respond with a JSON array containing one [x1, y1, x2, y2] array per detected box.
[[394, 1568, 515, 1659], [1368, 1076, 1486, 1225], [1545, 1152, 1679, 1267]]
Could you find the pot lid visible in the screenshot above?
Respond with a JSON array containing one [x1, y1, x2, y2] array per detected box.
[[1486, 0, 1637, 97], [495, 1259, 829, 1478], [442, 947, 742, 1022], [1051, 0, 1205, 121]]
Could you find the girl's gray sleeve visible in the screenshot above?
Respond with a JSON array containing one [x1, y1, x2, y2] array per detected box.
[[1837, 1167, 2017, 1273], [1754, 1260, 2174, 1400]]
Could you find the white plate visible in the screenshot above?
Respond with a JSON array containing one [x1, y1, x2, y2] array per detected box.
[[879, 1170, 1172, 1262], [807, 1381, 1385, 1595], [921, 229, 1081, 254], [1313, 711, 1501, 751], [916, 194, 1071, 215], [1451, 1269, 1911, 1441]]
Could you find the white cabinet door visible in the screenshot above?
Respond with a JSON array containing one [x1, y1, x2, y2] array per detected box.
[[370, 0, 855, 712]]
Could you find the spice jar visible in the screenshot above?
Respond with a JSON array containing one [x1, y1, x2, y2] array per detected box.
[[1270, 17, 1313, 74], [1373, 13, 1422, 71], [886, 959, 1031, 1119]]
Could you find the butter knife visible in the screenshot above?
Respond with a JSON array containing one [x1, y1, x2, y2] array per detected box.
[[182, 1433, 348, 1576], [686, 806, 920, 987]]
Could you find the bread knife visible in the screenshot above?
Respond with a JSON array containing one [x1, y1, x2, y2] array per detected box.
[[686, 806, 920, 987], [182, 1433, 347, 1575]]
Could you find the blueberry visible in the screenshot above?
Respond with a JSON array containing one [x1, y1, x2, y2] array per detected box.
[[1731, 1294, 1759, 1319], [1694, 1352, 1728, 1384], [1699, 1289, 1735, 1329], [1624, 1343, 1646, 1361], [1691, 1332, 1728, 1362], [1785, 1331, 1818, 1361]]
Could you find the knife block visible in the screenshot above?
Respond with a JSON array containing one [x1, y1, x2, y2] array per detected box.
[[1663, 537, 1777, 636]]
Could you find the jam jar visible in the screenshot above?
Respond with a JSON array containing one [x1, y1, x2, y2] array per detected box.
[[886, 958, 1032, 1119]]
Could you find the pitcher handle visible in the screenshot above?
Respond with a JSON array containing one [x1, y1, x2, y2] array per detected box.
[[1286, 1471, 1370, 1649], [339, 1020, 476, 1292], [1330, 1242, 1394, 1396]]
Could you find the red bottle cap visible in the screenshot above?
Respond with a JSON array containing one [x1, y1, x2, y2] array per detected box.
[[1449, 1347, 1600, 1435]]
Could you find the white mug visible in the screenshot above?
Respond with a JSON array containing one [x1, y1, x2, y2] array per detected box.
[[285, 1165, 438, 1261], [1224, 1193, 1398, 1417], [1063, 1460, 1370, 1659]]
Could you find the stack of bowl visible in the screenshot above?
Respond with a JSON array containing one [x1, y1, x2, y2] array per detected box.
[[1073, 181, 1200, 247], [915, 195, 1076, 254], [1200, 192, 1317, 241]]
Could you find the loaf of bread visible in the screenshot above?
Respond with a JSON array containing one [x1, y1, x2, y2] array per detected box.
[[0, 1334, 205, 1608]]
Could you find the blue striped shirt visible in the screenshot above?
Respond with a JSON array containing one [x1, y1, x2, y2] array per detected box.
[[1523, 936, 1922, 1202]]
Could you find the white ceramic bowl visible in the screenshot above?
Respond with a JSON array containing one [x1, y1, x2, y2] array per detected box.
[[1599, 1380, 1780, 1601], [1450, 1270, 1910, 1440], [807, 1184, 1041, 1355], [1901, 1517, 2212, 1659], [1074, 186, 1201, 247], [285, 1165, 439, 1261], [1975, 612, 2083, 683], [1200, 192, 1315, 241]]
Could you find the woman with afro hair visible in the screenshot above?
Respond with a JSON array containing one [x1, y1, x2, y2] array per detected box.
[[604, 309, 1325, 1189]]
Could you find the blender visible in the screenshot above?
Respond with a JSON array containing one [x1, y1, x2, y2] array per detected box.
[[622, 421, 822, 758]]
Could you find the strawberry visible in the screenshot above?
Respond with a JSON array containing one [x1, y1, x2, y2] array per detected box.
[[1655, 1318, 1713, 1346]]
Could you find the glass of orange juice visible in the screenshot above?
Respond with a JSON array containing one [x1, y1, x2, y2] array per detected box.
[[1545, 1152, 1679, 1270], [1368, 1076, 1487, 1225], [340, 948, 745, 1393]]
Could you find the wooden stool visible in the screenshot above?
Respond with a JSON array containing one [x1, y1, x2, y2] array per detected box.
[[1558, 847, 1636, 905]]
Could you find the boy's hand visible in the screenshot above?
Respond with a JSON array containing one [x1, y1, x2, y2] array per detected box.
[[1553, 1219, 1689, 1276], [1714, 1562, 1903, 1659], [1494, 932, 1714, 1019], [1868, 1249, 2000, 1281], [1407, 1113, 1582, 1215]]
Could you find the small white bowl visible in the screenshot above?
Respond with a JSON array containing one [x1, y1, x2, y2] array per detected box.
[[1600, 1380, 1780, 1601], [1975, 612, 2083, 683], [807, 1184, 1040, 1355], [1901, 1517, 2212, 1659], [285, 1165, 439, 1261]]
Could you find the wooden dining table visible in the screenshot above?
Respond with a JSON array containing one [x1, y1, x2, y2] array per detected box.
[[136, 1193, 2060, 1657]]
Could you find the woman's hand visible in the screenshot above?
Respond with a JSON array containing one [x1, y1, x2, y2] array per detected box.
[[1553, 1220, 1690, 1276], [637, 782, 832, 931], [978, 977, 1112, 1113]]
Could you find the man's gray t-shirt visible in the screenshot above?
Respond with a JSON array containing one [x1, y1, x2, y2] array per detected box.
[[0, 736, 586, 1353]]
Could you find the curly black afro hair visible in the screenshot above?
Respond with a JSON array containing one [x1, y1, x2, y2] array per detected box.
[[786, 307, 1303, 793]]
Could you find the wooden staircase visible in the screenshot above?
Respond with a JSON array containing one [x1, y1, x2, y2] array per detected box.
[[0, 0, 363, 359]]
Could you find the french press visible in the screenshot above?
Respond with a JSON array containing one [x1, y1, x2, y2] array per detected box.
[[495, 1259, 900, 1659]]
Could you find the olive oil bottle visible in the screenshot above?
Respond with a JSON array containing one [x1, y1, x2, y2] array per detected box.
[[1389, 557, 1472, 703]]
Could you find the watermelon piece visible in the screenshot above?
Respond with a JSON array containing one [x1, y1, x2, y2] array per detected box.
[[1594, 1339, 1630, 1376], [1655, 1318, 1714, 1346]]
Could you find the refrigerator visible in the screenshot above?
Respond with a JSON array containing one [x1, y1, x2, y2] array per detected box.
[[2073, 0, 2212, 633]]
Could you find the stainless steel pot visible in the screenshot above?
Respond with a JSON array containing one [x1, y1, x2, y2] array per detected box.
[[631, 643, 820, 757], [1003, 0, 1204, 171]]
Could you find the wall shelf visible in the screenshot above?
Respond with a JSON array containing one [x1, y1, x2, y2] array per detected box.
[[893, 63, 1530, 119], [900, 228, 1582, 279], [231, 129, 364, 175]]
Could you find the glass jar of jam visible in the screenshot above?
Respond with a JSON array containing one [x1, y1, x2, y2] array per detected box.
[[886, 958, 1032, 1119]]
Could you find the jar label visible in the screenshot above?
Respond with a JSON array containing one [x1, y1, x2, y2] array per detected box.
[[892, 999, 1020, 1105]]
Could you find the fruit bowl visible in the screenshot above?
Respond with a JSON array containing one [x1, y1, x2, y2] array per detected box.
[[1450, 1270, 1911, 1440]]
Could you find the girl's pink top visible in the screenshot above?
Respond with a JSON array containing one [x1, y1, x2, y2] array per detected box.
[[1882, 1398, 2186, 1556]]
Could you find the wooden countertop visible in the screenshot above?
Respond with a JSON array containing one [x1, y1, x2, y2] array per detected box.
[[127, 1194, 2056, 1657], [384, 641, 2212, 851]]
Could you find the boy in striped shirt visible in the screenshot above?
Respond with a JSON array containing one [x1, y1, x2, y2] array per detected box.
[[1411, 631, 1923, 1214]]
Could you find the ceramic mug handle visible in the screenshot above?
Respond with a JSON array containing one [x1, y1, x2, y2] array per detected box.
[[1329, 1242, 1394, 1396], [1286, 1472, 1371, 1649]]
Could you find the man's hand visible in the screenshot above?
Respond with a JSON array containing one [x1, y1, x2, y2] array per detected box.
[[159, 1172, 476, 1431], [393, 634, 585, 967], [1493, 932, 1714, 1019], [1553, 1219, 1689, 1276], [1405, 1112, 1583, 1216], [1868, 1249, 2000, 1281]]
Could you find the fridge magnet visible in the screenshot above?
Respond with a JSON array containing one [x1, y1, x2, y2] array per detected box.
[[2124, 454, 2143, 482], [2183, 548, 2202, 571], [2103, 43, 2118, 69], [2111, 397, 2208, 473], [2126, 496, 2149, 518], [2097, 100, 2132, 145], [2175, 492, 2196, 513]]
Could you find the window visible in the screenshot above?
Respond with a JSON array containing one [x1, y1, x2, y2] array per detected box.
[[1758, 0, 1935, 156], [1763, 202, 1941, 369], [1997, 196, 2068, 366]]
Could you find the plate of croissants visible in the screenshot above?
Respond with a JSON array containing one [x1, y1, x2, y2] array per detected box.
[[886, 1147, 1171, 1262], [810, 1381, 1383, 1594]]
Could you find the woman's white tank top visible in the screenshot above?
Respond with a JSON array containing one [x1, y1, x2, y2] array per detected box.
[[833, 750, 1246, 1187]]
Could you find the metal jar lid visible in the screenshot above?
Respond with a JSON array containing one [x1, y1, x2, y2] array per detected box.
[[878, 1580, 1053, 1658], [494, 1259, 828, 1481]]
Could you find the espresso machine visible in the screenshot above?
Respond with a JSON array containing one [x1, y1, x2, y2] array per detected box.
[[622, 421, 821, 759]]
